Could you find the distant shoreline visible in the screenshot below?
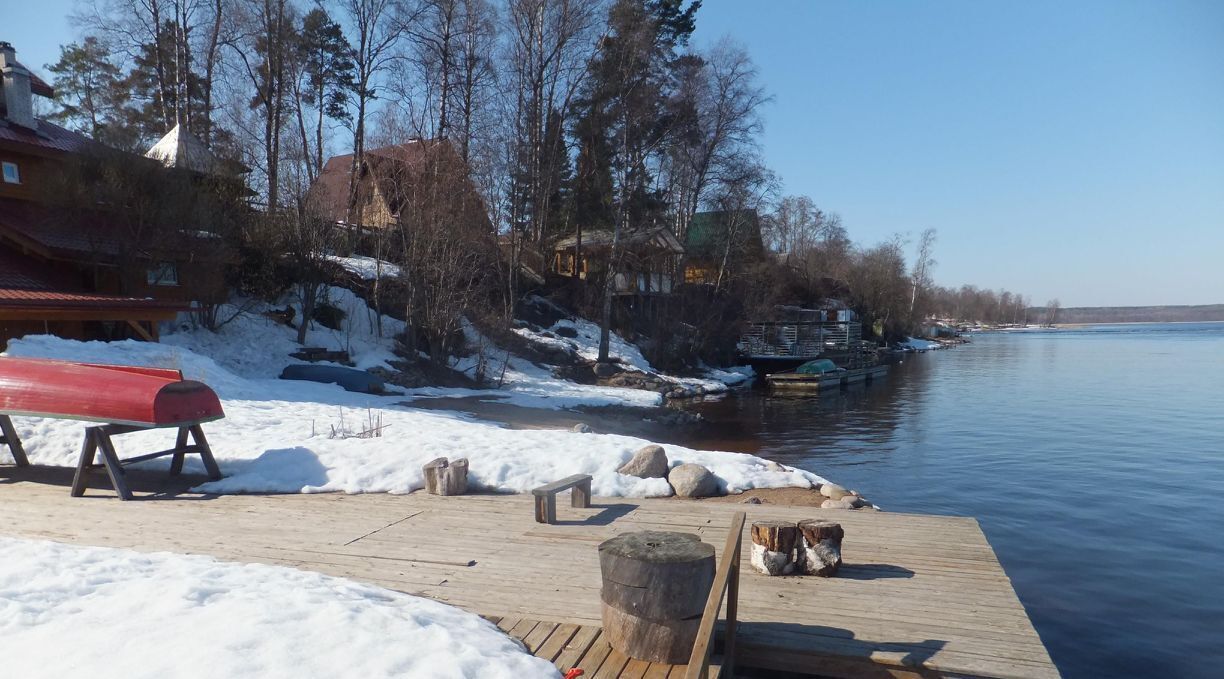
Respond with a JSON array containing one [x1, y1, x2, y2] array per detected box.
[[1055, 320, 1224, 328]]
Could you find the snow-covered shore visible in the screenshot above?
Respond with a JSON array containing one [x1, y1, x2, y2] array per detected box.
[[0, 292, 823, 498], [0, 537, 557, 678]]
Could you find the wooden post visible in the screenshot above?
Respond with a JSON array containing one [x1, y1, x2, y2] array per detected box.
[[70, 429, 99, 497], [599, 531, 715, 664], [188, 424, 223, 480], [798, 519, 845, 577], [423, 457, 448, 494], [535, 493, 556, 524], [685, 511, 745, 679], [0, 415, 29, 467], [423, 457, 468, 496], [749, 520, 799, 575], [92, 427, 133, 501], [572, 476, 591, 508], [169, 427, 190, 476]]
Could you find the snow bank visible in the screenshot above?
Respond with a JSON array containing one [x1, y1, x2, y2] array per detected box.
[[900, 337, 942, 351], [0, 537, 557, 679], [327, 254, 403, 280], [3, 335, 823, 496], [513, 315, 653, 372], [171, 286, 405, 379], [511, 315, 754, 396]]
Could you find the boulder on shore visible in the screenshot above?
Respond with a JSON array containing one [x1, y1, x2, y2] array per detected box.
[[618, 445, 669, 478], [669, 463, 719, 498], [820, 482, 850, 500], [572, 423, 594, 434], [592, 362, 618, 378]]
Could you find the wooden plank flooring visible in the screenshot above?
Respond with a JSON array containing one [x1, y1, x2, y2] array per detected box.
[[0, 467, 1059, 678], [484, 616, 720, 678]]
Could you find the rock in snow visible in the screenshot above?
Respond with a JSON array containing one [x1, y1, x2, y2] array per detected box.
[[618, 444, 669, 478], [669, 463, 719, 498], [571, 423, 594, 434]]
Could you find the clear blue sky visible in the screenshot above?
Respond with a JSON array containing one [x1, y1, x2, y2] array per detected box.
[[7, 0, 1224, 306]]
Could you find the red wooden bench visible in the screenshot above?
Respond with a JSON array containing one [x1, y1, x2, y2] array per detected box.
[[0, 357, 225, 500]]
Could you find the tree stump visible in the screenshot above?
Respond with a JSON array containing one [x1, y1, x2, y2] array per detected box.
[[750, 520, 799, 575], [798, 520, 844, 577], [423, 457, 469, 496], [598, 531, 715, 664]]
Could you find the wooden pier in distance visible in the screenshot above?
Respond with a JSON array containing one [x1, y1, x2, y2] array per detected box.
[[0, 470, 1060, 679]]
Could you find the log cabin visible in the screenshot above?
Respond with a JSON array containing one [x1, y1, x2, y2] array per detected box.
[[0, 41, 231, 348], [552, 226, 685, 296]]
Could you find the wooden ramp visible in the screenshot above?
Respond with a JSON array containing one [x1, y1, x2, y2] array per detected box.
[[0, 470, 1059, 679], [486, 616, 721, 678]]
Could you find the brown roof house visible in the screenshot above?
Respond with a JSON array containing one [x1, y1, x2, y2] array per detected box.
[[311, 139, 491, 234], [0, 41, 232, 347]]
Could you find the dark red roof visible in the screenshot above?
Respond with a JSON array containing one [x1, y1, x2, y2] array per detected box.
[[0, 196, 126, 258], [0, 247, 184, 311], [0, 118, 95, 155]]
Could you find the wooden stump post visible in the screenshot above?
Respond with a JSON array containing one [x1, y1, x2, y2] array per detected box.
[[749, 520, 799, 575], [423, 457, 469, 496], [798, 519, 845, 577], [598, 531, 715, 664]]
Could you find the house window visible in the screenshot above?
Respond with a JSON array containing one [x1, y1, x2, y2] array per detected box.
[[147, 262, 180, 286], [1, 162, 19, 184]]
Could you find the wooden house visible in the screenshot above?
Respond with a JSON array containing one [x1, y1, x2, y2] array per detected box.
[[683, 209, 765, 285], [551, 226, 685, 295], [311, 139, 491, 235], [0, 42, 225, 347]]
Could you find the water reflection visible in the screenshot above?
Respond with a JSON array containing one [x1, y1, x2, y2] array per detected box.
[[677, 325, 1224, 679]]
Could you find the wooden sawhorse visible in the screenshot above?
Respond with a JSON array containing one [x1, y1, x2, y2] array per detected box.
[[70, 423, 222, 500]]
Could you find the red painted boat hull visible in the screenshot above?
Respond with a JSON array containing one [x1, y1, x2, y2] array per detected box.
[[0, 357, 224, 427]]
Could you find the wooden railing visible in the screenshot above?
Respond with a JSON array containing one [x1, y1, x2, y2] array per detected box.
[[685, 511, 746, 679]]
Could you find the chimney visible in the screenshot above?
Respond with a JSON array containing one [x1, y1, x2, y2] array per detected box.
[[0, 42, 37, 129]]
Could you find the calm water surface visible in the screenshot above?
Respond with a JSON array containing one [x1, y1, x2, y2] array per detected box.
[[676, 323, 1224, 679]]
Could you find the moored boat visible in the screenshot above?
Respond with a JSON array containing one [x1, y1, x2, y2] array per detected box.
[[765, 358, 889, 392]]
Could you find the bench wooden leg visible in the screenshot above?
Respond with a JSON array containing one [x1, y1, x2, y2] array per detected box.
[[572, 478, 591, 508], [70, 429, 99, 497], [0, 415, 29, 467], [535, 494, 557, 524], [189, 424, 223, 481], [169, 427, 190, 476], [93, 427, 133, 501]]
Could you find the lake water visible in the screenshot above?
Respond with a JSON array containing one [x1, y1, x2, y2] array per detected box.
[[677, 323, 1224, 679]]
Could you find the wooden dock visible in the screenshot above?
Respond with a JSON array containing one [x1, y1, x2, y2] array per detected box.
[[0, 468, 1059, 678]]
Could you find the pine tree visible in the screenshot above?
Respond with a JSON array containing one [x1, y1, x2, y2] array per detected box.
[[45, 38, 137, 150], [296, 8, 355, 179]]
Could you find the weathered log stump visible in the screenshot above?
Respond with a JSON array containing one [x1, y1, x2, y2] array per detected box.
[[750, 520, 799, 575], [798, 519, 844, 577], [423, 457, 469, 495], [598, 531, 715, 664]]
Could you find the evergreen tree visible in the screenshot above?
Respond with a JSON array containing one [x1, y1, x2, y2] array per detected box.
[[295, 8, 356, 179], [572, 0, 700, 360], [45, 38, 138, 150]]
